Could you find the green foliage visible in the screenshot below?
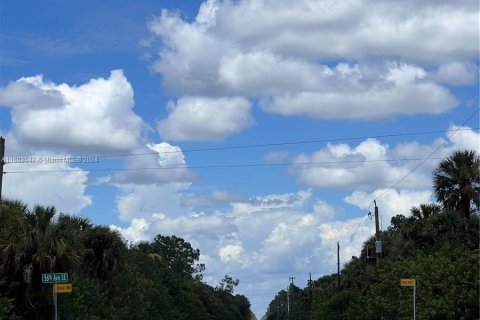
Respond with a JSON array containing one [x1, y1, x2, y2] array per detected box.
[[151, 234, 205, 279], [433, 150, 480, 218], [216, 274, 240, 293], [263, 150, 480, 320], [264, 212, 479, 320], [0, 279, 16, 319], [0, 199, 252, 319]]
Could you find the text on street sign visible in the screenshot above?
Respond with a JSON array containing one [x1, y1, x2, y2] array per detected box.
[[54, 283, 72, 294], [400, 279, 416, 287], [42, 273, 69, 284]]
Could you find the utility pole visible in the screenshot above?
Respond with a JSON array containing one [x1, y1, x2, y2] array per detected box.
[[374, 200, 382, 263], [0, 136, 5, 217], [288, 276, 295, 310], [374, 200, 379, 240], [308, 272, 312, 288], [337, 241, 340, 290], [286, 284, 290, 315]]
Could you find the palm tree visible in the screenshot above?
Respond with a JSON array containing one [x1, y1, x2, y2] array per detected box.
[[410, 203, 441, 220], [0, 204, 84, 285], [0, 199, 28, 277], [81, 226, 125, 280], [0, 199, 26, 226], [433, 150, 480, 219]]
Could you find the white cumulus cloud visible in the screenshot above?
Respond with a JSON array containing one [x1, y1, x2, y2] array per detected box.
[[289, 125, 480, 191], [107, 142, 195, 185], [158, 96, 253, 141], [115, 182, 189, 222], [145, 0, 475, 127], [3, 159, 91, 214], [344, 188, 433, 225], [0, 70, 144, 153], [434, 62, 478, 86]]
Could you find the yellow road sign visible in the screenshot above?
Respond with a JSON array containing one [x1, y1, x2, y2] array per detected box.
[[54, 283, 72, 294], [400, 279, 416, 287]]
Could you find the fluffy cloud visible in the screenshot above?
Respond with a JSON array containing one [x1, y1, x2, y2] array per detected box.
[[230, 189, 312, 214], [107, 142, 195, 185], [148, 213, 236, 240], [114, 212, 236, 242], [344, 188, 433, 224], [225, 58, 458, 120], [258, 214, 322, 271], [289, 125, 480, 191], [158, 97, 253, 141], [219, 244, 245, 264], [112, 185, 434, 316], [253, 187, 432, 275], [313, 199, 336, 221], [181, 190, 245, 207], [146, 0, 475, 127], [0, 70, 144, 153], [115, 182, 189, 222], [445, 125, 480, 152], [1, 134, 91, 214], [110, 218, 149, 243], [150, 0, 477, 66], [260, 76, 457, 120], [390, 125, 480, 169], [290, 138, 431, 191], [3, 159, 91, 214], [434, 62, 478, 86], [114, 184, 433, 275]]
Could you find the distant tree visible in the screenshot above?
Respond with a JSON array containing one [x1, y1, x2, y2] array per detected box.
[[433, 150, 480, 219], [0, 200, 254, 319], [151, 235, 205, 278], [216, 275, 239, 294]]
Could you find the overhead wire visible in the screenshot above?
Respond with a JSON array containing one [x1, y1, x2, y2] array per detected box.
[[3, 156, 463, 174], [97, 127, 480, 157], [338, 109, 478, 239], [6, 127, 478, 161], [372, 108, 479, 203]]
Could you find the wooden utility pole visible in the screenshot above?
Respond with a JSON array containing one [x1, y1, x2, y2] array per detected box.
[[374, 200, 380, 240], [286, 284, 290, 315], [337, 241, 340, 290], [288, 276, 295, 310], [0, 136, 5, 215], [374, 200, 382, 263]]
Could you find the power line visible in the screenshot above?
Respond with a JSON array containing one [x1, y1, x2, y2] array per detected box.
[[347, 214, 370, 236], [373, 108, 480, 203], [4, 156, 457, 174], [9, 127, 477, 160]]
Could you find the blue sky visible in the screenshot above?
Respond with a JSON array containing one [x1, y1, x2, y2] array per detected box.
[[1, 0, 479, 317]]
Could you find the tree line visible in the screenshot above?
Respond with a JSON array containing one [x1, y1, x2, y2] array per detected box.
[[263, 150, 479, 320], [0, 200, 254, 319]]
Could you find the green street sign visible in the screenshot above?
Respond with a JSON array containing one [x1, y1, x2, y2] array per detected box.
[[42, 273, 68, 284]]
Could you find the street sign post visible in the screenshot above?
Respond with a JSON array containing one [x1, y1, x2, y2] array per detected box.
[[42, 273, 69, 320], [54, 283, 72, 294], [400, 279, 416, 320]]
